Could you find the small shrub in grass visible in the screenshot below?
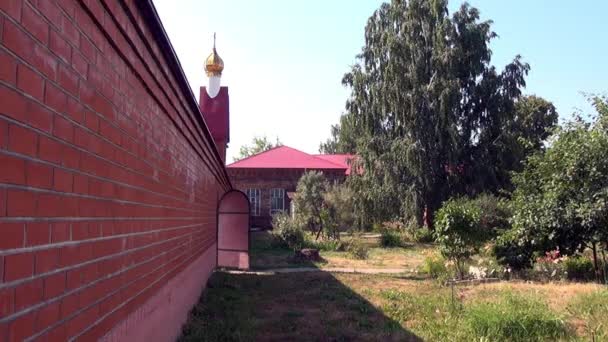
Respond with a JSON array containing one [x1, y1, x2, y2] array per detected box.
[[271, 213, 305, 250], [421, 251, 449, 281], [347, 240, 369, 259], [465, 292, 570, 341], [563, 255, 594, 281], [306, 238, 344, 252], [412, 226, 434, 243], [380, 230, 402, 248]]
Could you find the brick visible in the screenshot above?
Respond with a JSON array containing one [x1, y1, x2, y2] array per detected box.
[[8, 310, 36, 342], [17, 64, 45, 101], [0, 287, 14, 317], [84, 111, 99, 132], [0, 119, 7, 149], [27, 99, 53, 133], [15, 278, 43, 311], [66, 96, 85, 123], [73, 173, 89, 194], [0, 0, 22, 21], [53, 114, 74, 142], [0, 84, 28, 123], [66, 304, 98, 338], [72, 50, 87, 79], [59, 244, 79, 268], [25, 222, 50, 247], [36, 301, 61, 331], [22, 2, 49, 45], [51, 222, 70, 243], [4, 252, 34, 282], [6, 189, 37, 217], [58, 63, 79, 97], [0, 49, 18, 85], [31, 43, 58, 80], [35, 248, 59, 275], [80, 34, 95, 63], [45, 82, 68, 114], [0, 222, 24, 249], [26, 160, 53, 189], [0, 188, 5, 217], [66, 268, 80, 290], [35, 0, 62, 29], [53, 167, 73, 192], [8, 124, 38, 157], [43, 272, 66, 300], [38, 135, 63, 164], [71, 221, 88, 240], [49, 29, 70, 63], [44, 324, 68, 342], [3, 20, 34, 61]]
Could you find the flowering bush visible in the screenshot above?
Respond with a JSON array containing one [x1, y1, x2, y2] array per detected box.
[[531, 250, 567, 281]]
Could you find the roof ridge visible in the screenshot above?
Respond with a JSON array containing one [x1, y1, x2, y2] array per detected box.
[[226, 145, 286, 166]]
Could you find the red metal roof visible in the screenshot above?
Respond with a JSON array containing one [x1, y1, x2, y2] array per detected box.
[[227, 146, 349, 171], [314, 154, 354, 175]]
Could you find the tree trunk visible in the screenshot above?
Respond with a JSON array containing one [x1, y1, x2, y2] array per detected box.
[[601, 245, 607, 284], [315, 223, 323, 241], [592, 242, 600, 283]]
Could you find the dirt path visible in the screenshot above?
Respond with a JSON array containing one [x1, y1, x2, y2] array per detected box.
[[220, 267, 409, 275]]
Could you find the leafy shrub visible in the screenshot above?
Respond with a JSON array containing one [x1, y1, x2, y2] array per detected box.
[[380, 230, 403, 248], [564, 255, 594, 281], [434, 198, 484, 278], [306, 238, 345, 252], [469, 193, 512, 238], [530, 250, 567, 281], [466, 293, 570, 341], [410, 226, 434, 243], [469, 255, 509, 280], [493, 229, 534, 270], [271, 213, 305, 250], [346, 240, 369, 259], [421, 251, 448, 281]]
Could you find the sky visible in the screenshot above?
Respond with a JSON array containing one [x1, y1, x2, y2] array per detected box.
[[153, 0, 608, 163]]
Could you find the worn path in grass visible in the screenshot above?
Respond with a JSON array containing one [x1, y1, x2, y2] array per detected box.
[[221, 267, 410, 275]]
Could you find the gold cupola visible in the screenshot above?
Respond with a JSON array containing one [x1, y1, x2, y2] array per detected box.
[[205, 33, 224, 77]]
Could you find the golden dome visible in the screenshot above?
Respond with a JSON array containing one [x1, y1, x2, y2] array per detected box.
[[205, 33, 224, 77]]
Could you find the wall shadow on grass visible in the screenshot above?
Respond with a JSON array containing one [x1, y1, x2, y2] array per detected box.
[[178, 269, 421, 341]]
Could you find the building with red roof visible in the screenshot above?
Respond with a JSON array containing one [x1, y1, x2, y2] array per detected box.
[[227, 146, 353, 228]]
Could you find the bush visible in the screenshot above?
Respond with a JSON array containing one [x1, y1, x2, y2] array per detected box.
[[530, 250, 567, 281], [380, 230, 403, 248], [421, 251, 448, 281], [466, 293, 570, 341], [412, 226, 434, 243], [564, 255, 594, 281], [493, 229, 534, 270], [346, 240, 369, 259], [470, 193, 512, 238], [434, 198, 484, 278], [306, 238, 345, 252], [271, 213, 305, 250]]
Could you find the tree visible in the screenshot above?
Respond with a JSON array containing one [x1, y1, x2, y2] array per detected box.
[[235, 136, 282, 161], [504, 96, 608, 279], [434, 198, 485, 279], [329, 1, 556, 226], [293, 171, 329, 240]]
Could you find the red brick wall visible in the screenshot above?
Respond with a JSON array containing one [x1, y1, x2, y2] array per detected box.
[[0, 0, 230, 341], [228, 168, 345, 228]]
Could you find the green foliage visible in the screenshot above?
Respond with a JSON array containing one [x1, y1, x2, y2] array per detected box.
[[493, 229, 534, 270], [469, 193, 512, 237], [271, 213, 305, 251], [346, 240, 369, 259], [412, 226, 435, 243], [421, 252, 448, 280], [509, 96, 608, 268], [235, 135, 282, 161], [293, 171, 329, 237], [563, 256, 594, 281], [327, 1, 556, 227], [466, 293, 569, 341], [434, 198, 485, 278], [380, 230, 402, 248]]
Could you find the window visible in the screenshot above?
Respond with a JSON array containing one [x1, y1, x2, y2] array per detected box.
[[246, 189, 261, 216], [270, 188, 285, 215]]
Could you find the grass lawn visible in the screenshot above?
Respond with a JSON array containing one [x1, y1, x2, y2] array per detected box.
[[179, 272, 607, 341], [180, 231, 608, 341], [249, 231, 434, 271]]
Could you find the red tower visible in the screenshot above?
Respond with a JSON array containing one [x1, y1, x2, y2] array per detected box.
[[199, 34, 229, 163]]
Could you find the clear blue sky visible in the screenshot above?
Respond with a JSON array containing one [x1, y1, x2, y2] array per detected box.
[[154, 0, 608, 162]]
